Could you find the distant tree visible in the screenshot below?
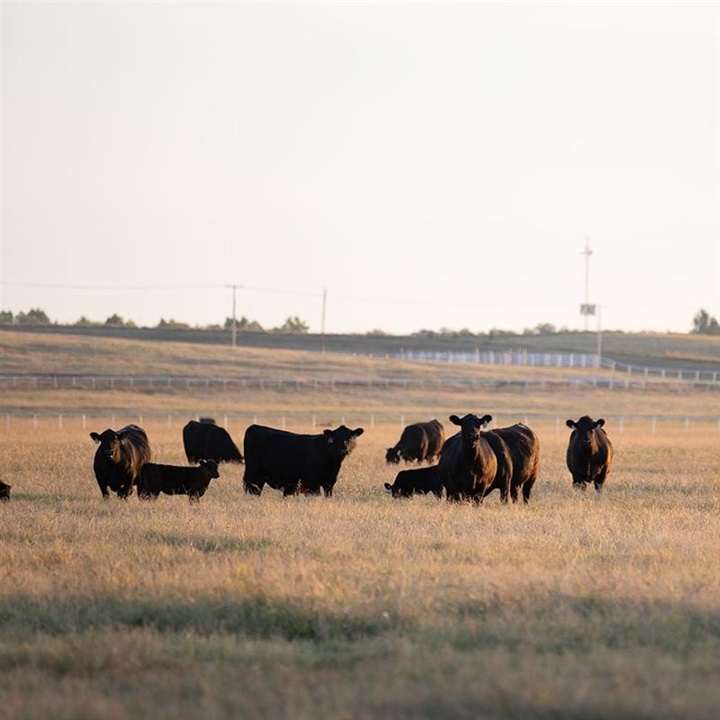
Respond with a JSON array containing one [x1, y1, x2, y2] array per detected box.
[[74, 316, 97, 327], [0, 310, 14, 325], [524, 322, 557, 335], [275, 316, 309, 334], [691, 309, 720, 335], [488, 328, 517, 338], [105, 314, 124, 327], [17, 308, 50, 325], [157, 318, 190, 329], [366, 329, 389, 337], [224, 316, 264, 332]]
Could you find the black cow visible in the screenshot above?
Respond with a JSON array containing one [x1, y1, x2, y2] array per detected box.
[[182, 420, 244, 464], [386, 419, 444, 464], [0, 481, 11, 502], [490, 423, 541, 503], [138, 460, 220, 502], [243, 424, 364, 497], [384, 465, 442, 499], [437, 414, 500, 503], [90, 424, 151, 499], [566, 416, 614, 492]]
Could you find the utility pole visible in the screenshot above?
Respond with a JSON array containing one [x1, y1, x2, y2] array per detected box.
[[321, 287, 327, 354], [226, 284, 239, 347], [580, 236, 595, 331]]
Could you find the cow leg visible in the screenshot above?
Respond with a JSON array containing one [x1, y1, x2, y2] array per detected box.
[[509, 484, 520, 503], [522, 478, 536, 504], [243, 469, 265, 495], [593, 470, 608, 493], [283, 482, 300, 497], [98, 481, 110, 500]]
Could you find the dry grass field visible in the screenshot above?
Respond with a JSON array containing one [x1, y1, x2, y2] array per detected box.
[[1, 331, 720, 718]]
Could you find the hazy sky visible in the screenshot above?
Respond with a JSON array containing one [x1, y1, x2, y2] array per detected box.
[[1, 1, 718, 335]]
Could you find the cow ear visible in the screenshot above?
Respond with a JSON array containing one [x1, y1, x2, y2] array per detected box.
[[449, 415, 462, 425], [90, 432, 101, 443], [595, 418, 605, 428], [323, 429, 334, 443], [480, 415, 492, 427], [353, 428, 364, 437], [566, 420, 575, 429]]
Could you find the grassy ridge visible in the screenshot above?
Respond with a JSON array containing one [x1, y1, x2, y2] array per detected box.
[[2, 329, 720, 421], [1, 425, 719, 719], [3, 324, 720, 369]]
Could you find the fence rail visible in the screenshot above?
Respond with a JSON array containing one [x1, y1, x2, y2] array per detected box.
[[395, 350, 720, 383], [2, 373, 720, 393], [3, 411, 720, 436]]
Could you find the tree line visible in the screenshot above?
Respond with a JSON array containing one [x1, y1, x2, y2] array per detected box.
[[2, 307, 719, 337], [0, 309, 310, 334]]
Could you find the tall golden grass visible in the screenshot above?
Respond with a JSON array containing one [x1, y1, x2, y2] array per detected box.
[[1, 417, 719, 719]]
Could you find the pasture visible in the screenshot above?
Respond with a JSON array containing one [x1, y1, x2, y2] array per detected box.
[[1, 420, 719, 719], [1, 331, 719, 718]]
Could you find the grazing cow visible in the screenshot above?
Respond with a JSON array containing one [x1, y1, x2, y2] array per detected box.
[[0, 481, 11, 502], [490, 423, 541, 503], [243, 424, 364, 497], [89, 424, 151, 499], [182, 420, 244, 464], [138, 460, 220, 502], [566, 416, 614, 492], [384, 465, 442, 499], [437, 414, 500, 503], [386, 419, 444, 464]]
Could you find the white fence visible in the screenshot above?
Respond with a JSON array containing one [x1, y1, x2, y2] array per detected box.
[[3, 412, 720, 436], [395, 350, 720, 384], [2, 373, 720, 393]]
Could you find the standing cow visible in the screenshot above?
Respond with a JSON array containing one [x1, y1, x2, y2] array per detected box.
[[182, 420, 244, 465], [90, 424, 151, 499], [386, 419, 444, 464], [138, 459, 220, 502], [490, 423, 541, 503], [437, 414, 500, 503], [243, 424, 364, 497], [566, 416, 614, 492]]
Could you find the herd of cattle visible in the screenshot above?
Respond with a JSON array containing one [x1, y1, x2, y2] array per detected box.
[[72, 414, 615, 505]]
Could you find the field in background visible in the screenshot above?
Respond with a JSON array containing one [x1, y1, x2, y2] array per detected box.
[[1, 329, 720, 718]]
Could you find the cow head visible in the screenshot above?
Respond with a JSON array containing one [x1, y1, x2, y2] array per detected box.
[[383, 481, 407, 498], [385, 447, 401, 464], [323, 426, 364, 459], [199, 459, 220, 479], [450, 414, 492, 452], [0, 481, 11, 502], [90, 429, 122, 464], [566, 416, 605, 450]]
